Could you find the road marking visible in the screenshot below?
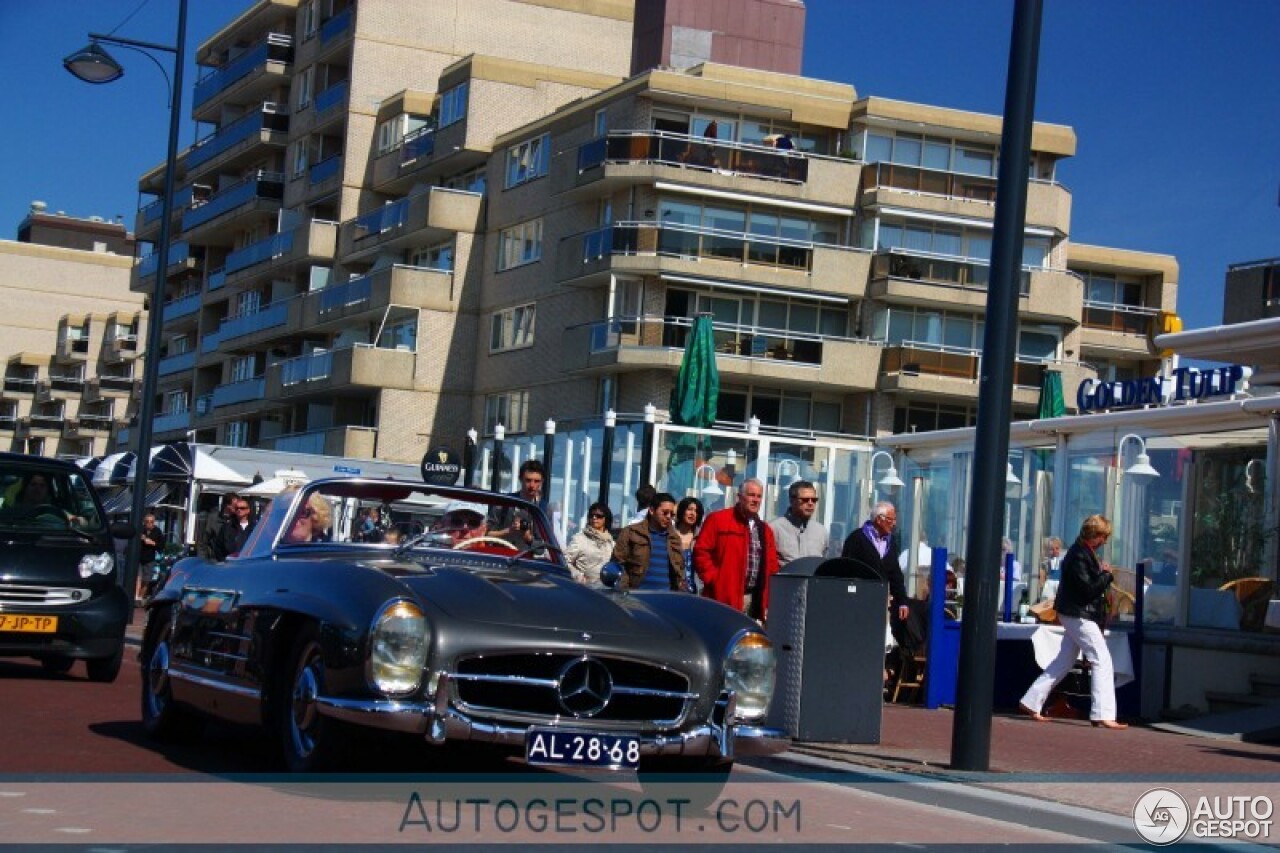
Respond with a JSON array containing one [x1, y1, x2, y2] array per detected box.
[[0, 791, 28, 797], [23, 808, 57, 814], [55, 827, 93, 834]]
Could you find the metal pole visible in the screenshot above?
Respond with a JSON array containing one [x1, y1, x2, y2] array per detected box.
[[951, 0, 1043, 771], [597, 410, 616, 507], [121, 0, 187, 619], [490, 425, 505, 493], [542, 418, 556, 510], [639, 402, 656, 490], [463, 428, 477, 488]]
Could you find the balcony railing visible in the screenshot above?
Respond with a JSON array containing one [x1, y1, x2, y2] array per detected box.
[[218, 301, 289, 342], [401, 126, 435, 164], [318, 275, 372, 313], [140, 183, 210, 226], [873, 248, 1031, 295], [153, 409, 192, 434], [187, 104, 289, 170], [164, 292, 202, 322], [577, 131, 810, 183], [138, 241, 191, 279], [351, 198, 409, 240], [270, 425, 376, 455], [25, 414, 65, 432], [320, 6, 353, 43], [1082, 301, 1159, 335], [861, 161, 998, 204], [48, 374, 86, 393], [225, 229, 295, 275], [3, 376, 38, 393], [308, 155, 342, 185], [194, 34, 293, 108], [183, 171, 284, 231], [580, 315, 862, 366], [280, 349, 334, 385], [98, 376, 137, 393], [212, 377, 266, 408], [201, 324, 226, 354], [0, 415, 15, 431], [208, 268, 227, 291], [882, 341, 1051, 387], [576, 222, 835, 272], [195, 394, 213, 417], [315, 80, 348, 115], [75, 414, 116, 432], [158, 350, 197, 377]]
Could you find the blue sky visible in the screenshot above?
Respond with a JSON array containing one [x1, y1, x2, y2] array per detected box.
[[1, 0, 1276, 333]]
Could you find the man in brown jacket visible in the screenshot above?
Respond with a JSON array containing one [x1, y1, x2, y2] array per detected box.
[[612, 492, 686, 591]]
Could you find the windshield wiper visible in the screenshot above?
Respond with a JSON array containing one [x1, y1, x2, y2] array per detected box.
[[392, 530, 453, 559], [506, 539, 564, 567]]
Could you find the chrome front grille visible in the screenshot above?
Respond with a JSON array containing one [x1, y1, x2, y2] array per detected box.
[[0, 584, 92, 607], [452, 652, 696, 727]]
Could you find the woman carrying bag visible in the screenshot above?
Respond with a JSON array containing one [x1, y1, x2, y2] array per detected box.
[[1018, 514, 1128, 730], [565, 502, 615, 586]]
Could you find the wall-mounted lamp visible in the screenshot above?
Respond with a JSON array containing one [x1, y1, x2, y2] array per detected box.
[[695, 463, 723, 496], [869, 450, 904, 491], [1005, 462, 1022, 499], [777, 458, 801, 487], [1117, 433, 1159, 480], [747, 415, 760, 435], [1245, 458, 1264, 493], [494, 424, 506, 442], [544, 418, 556, 435]]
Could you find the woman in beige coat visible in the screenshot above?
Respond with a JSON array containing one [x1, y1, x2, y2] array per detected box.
[[565, 502, 615, 586]]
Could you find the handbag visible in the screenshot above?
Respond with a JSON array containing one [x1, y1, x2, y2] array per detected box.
[[1029, 598, 1059, 625]]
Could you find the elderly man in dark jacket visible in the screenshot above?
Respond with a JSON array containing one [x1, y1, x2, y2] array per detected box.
[[1019, 514, 1127, 729], [841, 500, 909, 622]]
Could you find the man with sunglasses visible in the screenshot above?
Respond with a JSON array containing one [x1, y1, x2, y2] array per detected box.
[[769, 479, 830, 569], [213, 496, 255, 561]]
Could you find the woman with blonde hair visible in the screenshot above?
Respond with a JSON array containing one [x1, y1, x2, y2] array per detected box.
[[1019, 514, 1127, 729], [283, 490, 332, 544]]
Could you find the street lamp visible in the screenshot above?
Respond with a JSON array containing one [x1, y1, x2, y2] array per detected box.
[[695, 463, 723, 497], [1117, 433, 1160, 481], [869, 450, 905, 491], [65, 2, 188, 614]]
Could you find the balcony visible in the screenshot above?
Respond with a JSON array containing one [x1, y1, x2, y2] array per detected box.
[[182, 171, 285, 235], [68, 414, 116, 436], [163, 292, 203, 324], [103, 330, 140, 363], [263, 425, 376, 457], [299, 265, 454, 329], [56, 335, 90, 361], [868, 249, 1028, 309], [308, 154, 343, 188], [556, 223, 871, 297], [137, 241, 197, 282], [214, 301, 289, 349], [186, 104, 289, 176], [18, 414, 65, 437], [157, 350, 197, 377], [36, 374, 85, 401], [564, 131, 862, 208], [0, 414, 16, 432], [568, 316, 881, 392], [153, 409, 193, 435], [860, 162, 1072, 233], [372, 120, 488, 194], [83, 376, 138, 402], [338, 187, 483, 261], [879, 341, 1057, 405], [211, 376, 267, 409], [193, 34, 293, 121], [1079, 301, 1160, 356], [314, 80, 348, 118], [2, 375, 38, 395], [320, 6, 353, 45], [264, 345, 416, 401], [223, 219, 337, 288], [135, 183, 210, 238]]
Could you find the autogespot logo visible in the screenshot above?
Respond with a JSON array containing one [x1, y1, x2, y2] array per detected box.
[[1133, 788, 1190, 845]]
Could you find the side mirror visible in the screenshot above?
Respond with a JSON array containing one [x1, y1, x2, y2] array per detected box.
[[110, 522, 136, 539], [600, 562, 623, 589]]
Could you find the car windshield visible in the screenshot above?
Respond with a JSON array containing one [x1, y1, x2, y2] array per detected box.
[[0, 465, 104, 532], [245, 479, 562, 565]]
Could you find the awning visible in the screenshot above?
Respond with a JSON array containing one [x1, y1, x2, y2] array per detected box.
[[93, 452, 131, 488], [125, 442, 252, 486], [101, 483, 174, 515], [75, 455, 105, 476]]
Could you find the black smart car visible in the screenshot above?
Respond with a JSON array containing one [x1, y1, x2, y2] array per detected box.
[[0, 452, 132, 681]]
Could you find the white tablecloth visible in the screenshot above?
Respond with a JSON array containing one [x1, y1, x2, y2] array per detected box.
[[995, 621, 1134, 687]]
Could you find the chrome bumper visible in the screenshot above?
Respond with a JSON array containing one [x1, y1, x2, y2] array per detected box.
[[315, 679, 788, 761]]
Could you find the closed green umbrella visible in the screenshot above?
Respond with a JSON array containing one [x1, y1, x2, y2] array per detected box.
[[670, 314, 720, 427], [1038, 369, 1066, 419]]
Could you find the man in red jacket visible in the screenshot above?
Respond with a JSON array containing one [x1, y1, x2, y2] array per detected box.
[[693, 478, 779, 621]]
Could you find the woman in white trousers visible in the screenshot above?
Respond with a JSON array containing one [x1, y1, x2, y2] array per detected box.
[[1019, 514, 1127, 730]]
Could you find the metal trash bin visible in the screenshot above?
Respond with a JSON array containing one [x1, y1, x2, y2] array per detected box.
[[766, 556, 888, 743]]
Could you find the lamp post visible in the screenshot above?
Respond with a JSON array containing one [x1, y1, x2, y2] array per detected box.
[[65, 1, 188, 617]]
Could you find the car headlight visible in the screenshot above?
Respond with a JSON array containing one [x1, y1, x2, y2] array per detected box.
[[369, 599, 428, 696], [78, 552, 115, 578], [724, 631, 776, 720]]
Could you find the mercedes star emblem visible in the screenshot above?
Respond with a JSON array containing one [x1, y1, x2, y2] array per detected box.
[[556, 657, 613, 717]]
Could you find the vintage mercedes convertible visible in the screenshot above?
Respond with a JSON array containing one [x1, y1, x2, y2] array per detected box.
[[140, 477, 785, 782]]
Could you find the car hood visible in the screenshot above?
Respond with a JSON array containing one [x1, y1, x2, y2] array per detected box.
[[0, 532, 114, 587], [382, 563, 686, 640]]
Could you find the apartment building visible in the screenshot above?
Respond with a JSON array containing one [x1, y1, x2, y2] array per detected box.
[[1222, 256, 1280, 325], [129, 0, 1177, 462], [0, 204, 145, 457]]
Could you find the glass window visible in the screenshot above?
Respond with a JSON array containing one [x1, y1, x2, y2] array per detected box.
[[439, 82, 468, 127], [1018, 329, 1058, 361], [892, 134, 922, 166], [819, 308, 847, 337], [758, 300, 788, 331], [790, 304, 818, 334], [1022, 236, 1050, 268], [704, 205, 746, 234], [887, 310, 912, 344], [923, 139, 951, 171], [933, 228, 963, 257], [658, 199, 700, 227], [865, 133, 893, 163], [943, 316, 974, 349], [498, 219, 542, 271], [955, 146, 996, 176], [490, 303, 536, 352], [504, 133, 550, 188]]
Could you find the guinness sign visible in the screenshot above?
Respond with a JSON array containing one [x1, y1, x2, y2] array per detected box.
[[420, 446, 462, 486]]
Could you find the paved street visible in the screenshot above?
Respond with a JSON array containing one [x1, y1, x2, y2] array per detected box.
[[0, 644, 1276, 846]]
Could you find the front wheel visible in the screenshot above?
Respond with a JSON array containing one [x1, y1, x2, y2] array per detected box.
[[637, 757, 733, 811], [276, 624, 344, 772], [141, 609, 202, 740], [86, 643, 123, 683]]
